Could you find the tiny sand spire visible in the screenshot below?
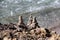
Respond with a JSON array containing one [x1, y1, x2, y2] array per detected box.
[[18, 16, 24, 25], [31, 16, 40, 28], [32, 16, 37, 23], [27, 15, 33, 25]]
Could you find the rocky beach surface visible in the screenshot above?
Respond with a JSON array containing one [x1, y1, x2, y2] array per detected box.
[[0, 15, 60, 40]]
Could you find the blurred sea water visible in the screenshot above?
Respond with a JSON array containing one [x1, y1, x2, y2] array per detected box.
[[0, 0, 60, 28]]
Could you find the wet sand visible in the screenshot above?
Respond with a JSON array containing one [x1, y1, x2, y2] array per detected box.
[[50, 23, 60, 34]]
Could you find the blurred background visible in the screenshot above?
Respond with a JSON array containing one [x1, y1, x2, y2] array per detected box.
[[0, 0, 60, 28]]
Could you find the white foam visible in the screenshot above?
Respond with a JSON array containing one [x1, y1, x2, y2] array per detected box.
[[15, 8, 21, 11], [14, 1, 18, 3], [1, 1, 4, 4], [6, 0, 14, 3], [10, 11, 13, 16], [54, 0, 60, 4], [26, 0, 32, 2], [26, 6, 46, 12], [37, 0, 45, 4]]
